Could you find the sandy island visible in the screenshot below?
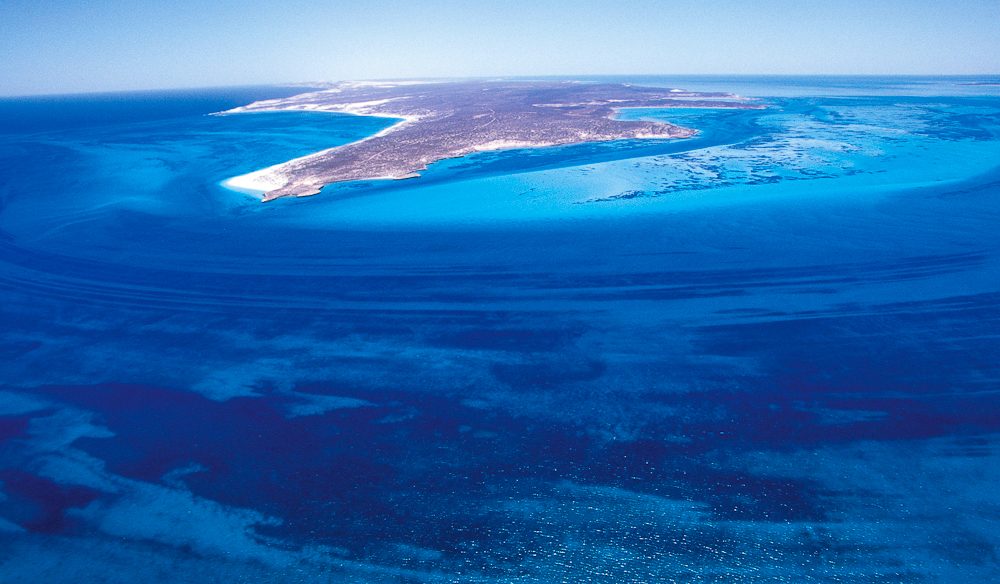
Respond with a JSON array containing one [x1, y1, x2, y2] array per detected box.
[[218, 80, 762, 201]]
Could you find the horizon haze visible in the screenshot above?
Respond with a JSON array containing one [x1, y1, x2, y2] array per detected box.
[[2, 0, 999, 96]]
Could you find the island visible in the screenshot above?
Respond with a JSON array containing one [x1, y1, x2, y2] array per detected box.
[[219, 80, 762, 201]]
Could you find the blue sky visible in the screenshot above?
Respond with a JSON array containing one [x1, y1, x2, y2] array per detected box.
[[2, 0, 999, 95]]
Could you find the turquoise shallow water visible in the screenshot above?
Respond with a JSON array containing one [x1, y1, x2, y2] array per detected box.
[[1, 78, 1000, 582]]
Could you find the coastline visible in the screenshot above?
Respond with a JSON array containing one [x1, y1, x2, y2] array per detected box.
[[215, 81, 756, 200], [217, 109, 577, 199], [219, 164, 286, 198], [218, 107, 693, 199], [218, 109, 417, 197]]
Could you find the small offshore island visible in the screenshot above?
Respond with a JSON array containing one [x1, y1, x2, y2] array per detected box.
[[220, 80, 762, 200]]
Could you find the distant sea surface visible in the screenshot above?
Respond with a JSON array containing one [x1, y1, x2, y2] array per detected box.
[[1, 77, 1000, 582]]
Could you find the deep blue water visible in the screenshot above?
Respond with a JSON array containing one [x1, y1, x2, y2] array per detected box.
[[1, 78, 1000, 582]]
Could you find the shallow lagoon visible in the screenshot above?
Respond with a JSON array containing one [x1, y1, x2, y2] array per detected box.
[[1, 78, 1000, 582]]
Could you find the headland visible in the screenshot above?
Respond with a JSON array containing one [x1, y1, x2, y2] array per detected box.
[[219, 80, 762, 201]]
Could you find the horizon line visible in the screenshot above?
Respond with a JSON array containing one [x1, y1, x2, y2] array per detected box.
[[3, 73, 1000, 99]]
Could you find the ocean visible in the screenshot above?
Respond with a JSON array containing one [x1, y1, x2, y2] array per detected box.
[[1, 77, 999, 582]]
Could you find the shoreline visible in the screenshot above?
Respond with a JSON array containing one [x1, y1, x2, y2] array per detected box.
[[214, 81, 759, 200], [219, 106, 700, 198], [218, 109, 417, 197]]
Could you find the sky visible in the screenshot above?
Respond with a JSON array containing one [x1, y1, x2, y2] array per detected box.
[[2, 0, 999, 95]]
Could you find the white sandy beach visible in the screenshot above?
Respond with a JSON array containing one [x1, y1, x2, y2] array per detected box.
[[220, 163, 289, 197], [218, 100, 421, 197]]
